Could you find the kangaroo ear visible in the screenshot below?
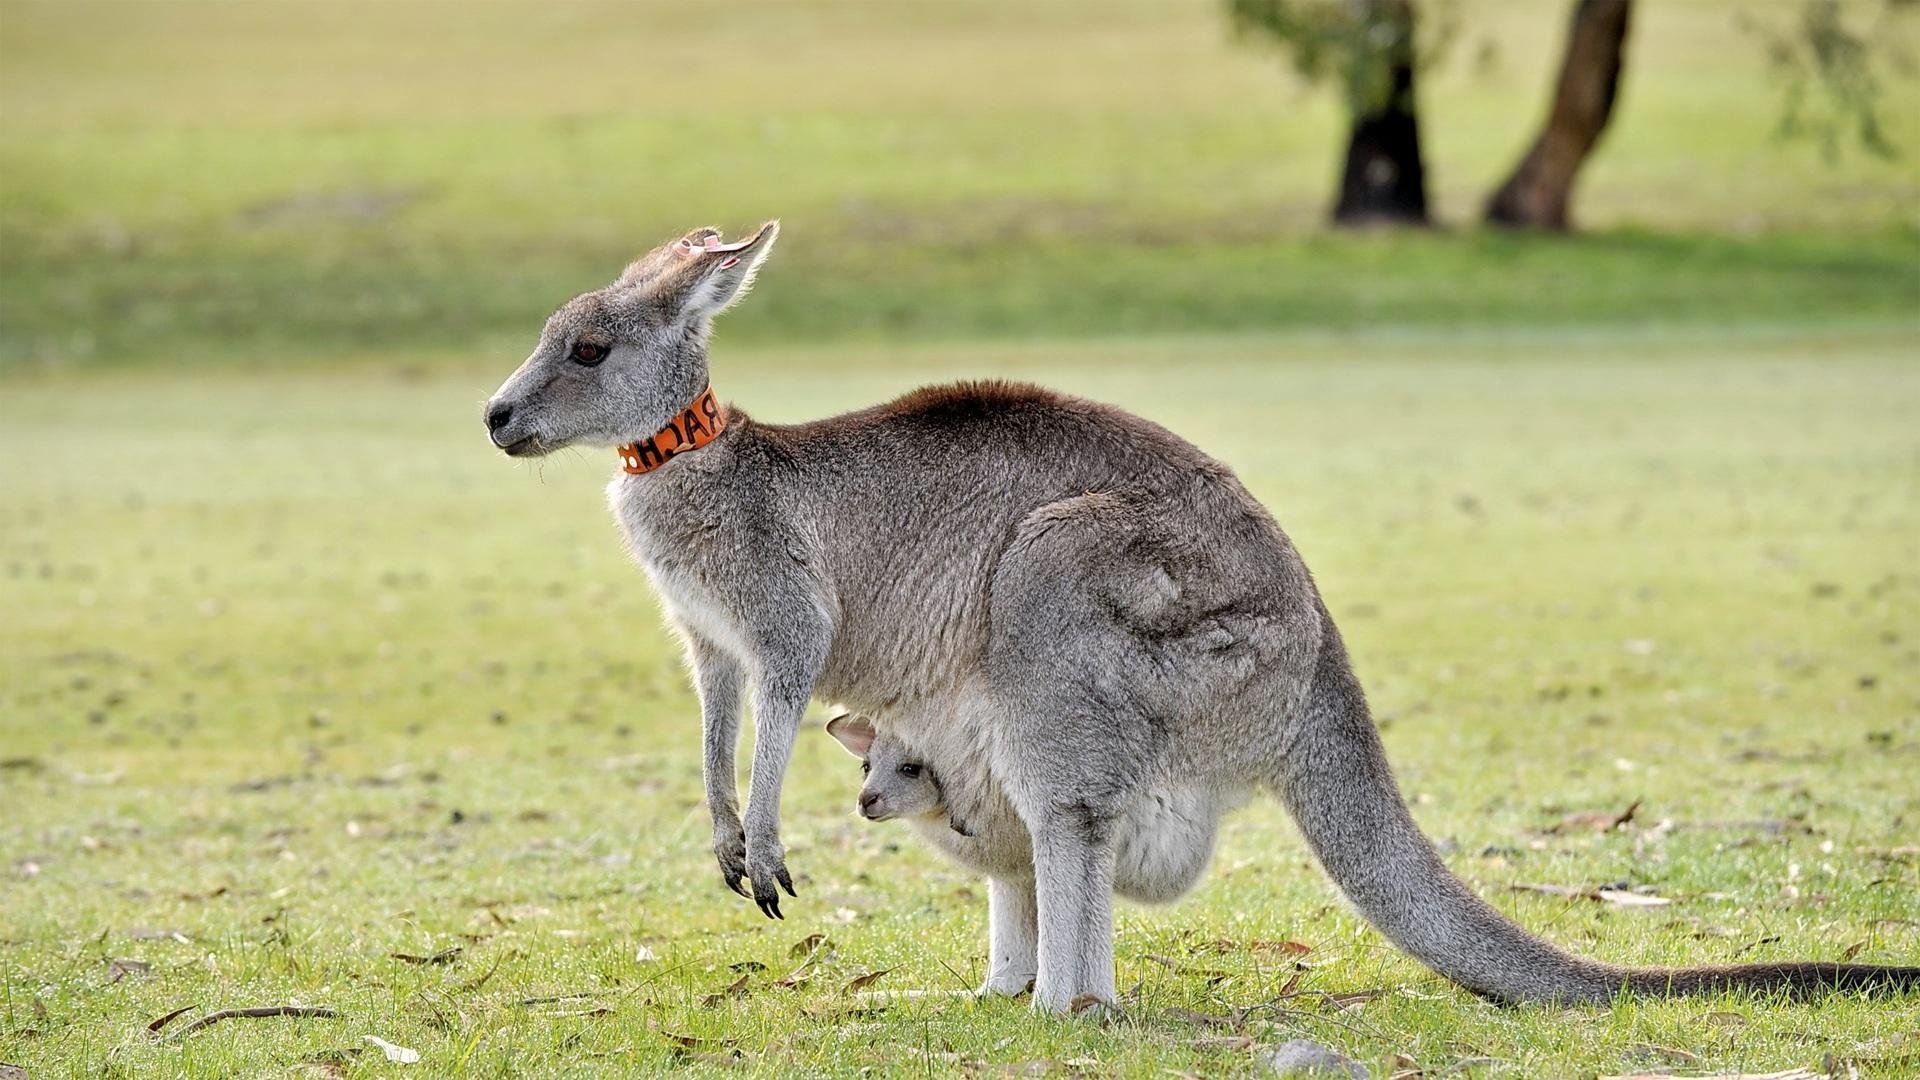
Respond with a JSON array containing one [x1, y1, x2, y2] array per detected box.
[[824, 712, 876, 758], [618, 226, 723, 287], [643, 220, 779, 322]]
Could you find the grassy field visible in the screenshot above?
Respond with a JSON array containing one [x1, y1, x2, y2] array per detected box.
[[3, 0, 1918, 368], [3, 329, 1918, 1077], [4, 0, 1919, 1075]]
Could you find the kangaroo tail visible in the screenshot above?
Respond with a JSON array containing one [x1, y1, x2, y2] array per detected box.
[[1270, 613, 1920, 1004]]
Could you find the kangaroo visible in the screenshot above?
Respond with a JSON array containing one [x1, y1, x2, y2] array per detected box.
[[483, 221, 1919, 1012]]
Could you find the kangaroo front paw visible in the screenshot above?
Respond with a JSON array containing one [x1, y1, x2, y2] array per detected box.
[[713, 823, 749, 899], [745, 835, 796, 919]]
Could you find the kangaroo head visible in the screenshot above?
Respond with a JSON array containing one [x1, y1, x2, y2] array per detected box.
[[825, 713, 945, 824], [484, 221, 779, 457]]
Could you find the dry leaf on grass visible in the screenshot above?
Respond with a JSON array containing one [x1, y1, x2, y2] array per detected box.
[[633, 945, 658, 962], [363, 1035, 420, 1064], [105, 958, 151, 983], [1512, 883, 1673, 907], [1512, 882, 1586, 899], [453, 953, 502, 993], [843, 969, 891, 993], [1067, 993, 1119, 1020], [1596, 889, 1672, 908], [652, 1020, 739, 1053], [167, 1006, 339, 1039], [145, 1004, 196, 1034], [515, 992, 596, 1006], [1552, 799, 1643, 833], [701, 972, 751, 1007], [774, 964, 815, 990], [389, 947, 461, 965], [773, 938, 832, 986], [1324, 989, 1385, 1011]]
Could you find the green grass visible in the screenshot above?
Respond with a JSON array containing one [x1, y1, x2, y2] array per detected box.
[[3, 329, 1917, 1077], [3, 0, 1918, 1073], [3, 0, 1918, 369]]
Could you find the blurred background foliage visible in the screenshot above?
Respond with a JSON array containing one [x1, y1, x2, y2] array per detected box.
[[1, 0, 1915, 371]]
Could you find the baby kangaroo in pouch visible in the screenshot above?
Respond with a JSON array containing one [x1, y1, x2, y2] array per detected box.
[[828, 711, 1242, 998], [485, 221, 1919, 1012]]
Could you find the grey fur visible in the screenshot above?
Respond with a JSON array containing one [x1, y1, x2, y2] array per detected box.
[[486, 223, 1920, 1011]]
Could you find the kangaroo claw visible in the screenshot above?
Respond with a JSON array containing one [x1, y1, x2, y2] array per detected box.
[[713, 824, 749, 900], [745, 837, 792, 918]]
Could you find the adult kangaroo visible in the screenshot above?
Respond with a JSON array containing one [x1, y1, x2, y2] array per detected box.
[[483, 221, 1918, 1011]]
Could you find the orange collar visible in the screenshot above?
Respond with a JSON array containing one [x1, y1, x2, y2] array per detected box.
[[616, 386, 727, 474]]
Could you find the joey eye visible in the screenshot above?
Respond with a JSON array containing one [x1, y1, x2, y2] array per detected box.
[[570, 341, 609, 366], [897, 763, 922, 779], [860, 761, 870, 775]]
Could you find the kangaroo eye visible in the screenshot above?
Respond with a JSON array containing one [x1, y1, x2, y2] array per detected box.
[[860, 761, 870, 776], [570, 341, 609, 366], [897, 763, 921, 779]]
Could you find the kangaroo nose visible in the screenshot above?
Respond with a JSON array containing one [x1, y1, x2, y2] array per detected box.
[[485, 401, 513, 434], [858, 792, 880, 818]]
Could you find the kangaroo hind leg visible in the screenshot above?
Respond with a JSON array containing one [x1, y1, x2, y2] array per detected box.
[[987, 492, 1191, 1013]]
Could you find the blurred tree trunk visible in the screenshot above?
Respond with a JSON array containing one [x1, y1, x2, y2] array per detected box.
[[1332, 0, 1429, 226], [1485, 0, 1632, 230]]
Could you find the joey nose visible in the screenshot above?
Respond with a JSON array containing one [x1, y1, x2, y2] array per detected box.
[[858, 792, 880, 818], [485, 401, 513, 435]]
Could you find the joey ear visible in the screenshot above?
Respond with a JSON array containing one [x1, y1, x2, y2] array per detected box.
[[643, 220, 779, 322], [824, 712, 876, 758]]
